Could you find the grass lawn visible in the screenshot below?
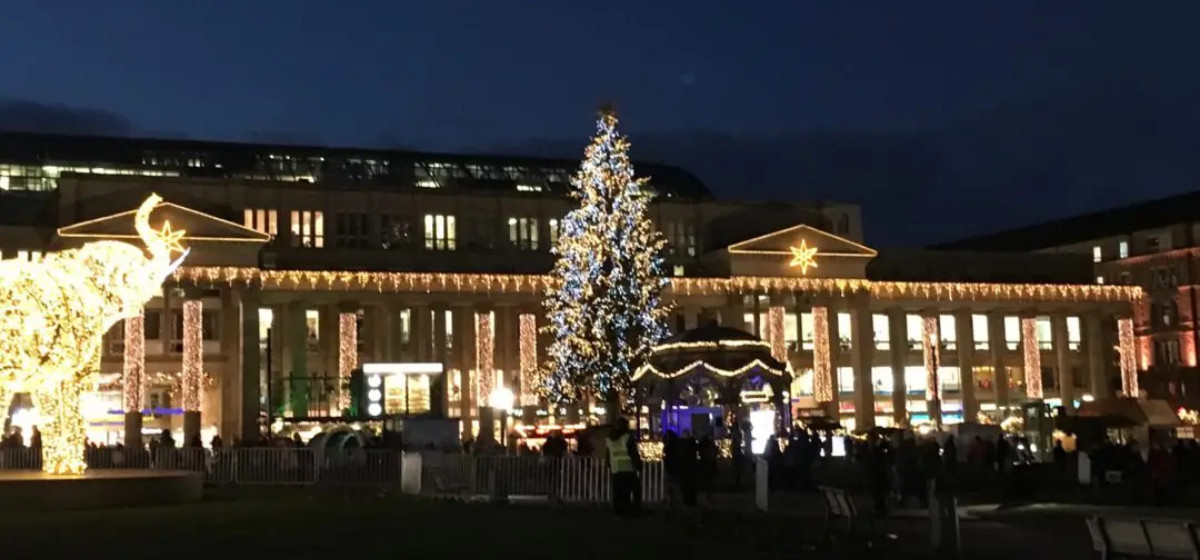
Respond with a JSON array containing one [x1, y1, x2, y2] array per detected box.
[[0, 495, 819, 559]]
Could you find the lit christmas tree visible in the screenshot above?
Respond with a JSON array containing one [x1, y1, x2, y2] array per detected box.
[[542, 109, 671, 416]]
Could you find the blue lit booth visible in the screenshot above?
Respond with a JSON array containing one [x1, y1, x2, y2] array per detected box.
[[633, 324, 791, 453]]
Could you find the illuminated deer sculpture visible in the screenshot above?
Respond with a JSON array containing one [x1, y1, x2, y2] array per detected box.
[[0, 194, 187, 475]]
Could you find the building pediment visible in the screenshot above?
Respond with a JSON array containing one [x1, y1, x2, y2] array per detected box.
[[56, 198, 268, 267], [58, 201, 270, 244], [716, 224, 876, 279]]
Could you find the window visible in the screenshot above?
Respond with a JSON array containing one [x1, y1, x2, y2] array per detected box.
[[1118, 240, 1129, 259], [939, 315, 957, 351], [1147, 236, 1160, 252], [837, 367, 854, 393], [939, 366, 961, 392], [423, 214, 456, 250], [904, 366, 926, 394], [15, 250, 41, 262], [516, 184, 543, 192], [507, 217, 539, 250], [201, 309, 219, 341], [1003, 316, 1020, 350], [800, 312, 814, 351], [672, 265, 685, 277], [834, 312, 851, 350], [1119, 271, 1132, 285], [1096, 276, 1105, 284], [972, 365, 995, 391], [1153, 267, 1178, 289], [144, 310, 162, 340], [289, 210, 324, 248], [905, 314, 923, 350], [460, 217, 496, 250], [1036, 316, 1052, 350], [1067, 316, 1082, 351], [872, 314, 890, 350], [664, 222, 697, 257], [334, 212, 370, 248], [380, 214, 416, 249], [871, 367, 892, 394], [1157, 339, 1181, 365], [971, 314, 989, 351], [1092, 245, 1102, 263], [548, 218, 561, 246], [243, 208, 279, 236], [784, 312, 799, 352]]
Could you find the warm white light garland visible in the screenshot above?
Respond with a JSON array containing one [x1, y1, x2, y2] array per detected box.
[[1021, 317, 1043, 399], [475, 311, 495, 401], [122, 309, 145, 413], [518, 313, 538, 406], [632, 358, 789, 381], [812, 306, 833, 402], [1118, 317, 1138, 397], [767, 306, 786, 362], [922, 315, 941, 402], [338, 311, 357, 411], [181, 299, 203, 412]]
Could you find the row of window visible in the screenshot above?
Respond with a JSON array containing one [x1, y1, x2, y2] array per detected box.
[[107, 308, 221, 344], [0, 249, 43, 262], [1092, 234, 1167, 263], [789, 363, 1089, 398], [243, 208, 698, 255], [736, 311, 1082, 352]]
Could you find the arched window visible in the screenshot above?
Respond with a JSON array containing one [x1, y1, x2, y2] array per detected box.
[[836, 213, 850, 235]]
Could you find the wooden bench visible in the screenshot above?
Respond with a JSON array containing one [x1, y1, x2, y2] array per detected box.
[[1087, 516, 1200, 559], [818, 486, 862, 532]]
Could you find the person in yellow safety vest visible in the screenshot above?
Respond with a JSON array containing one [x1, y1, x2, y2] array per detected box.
[[607, 416, 643, 515]]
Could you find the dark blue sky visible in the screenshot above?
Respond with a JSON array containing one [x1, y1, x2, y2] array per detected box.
[[2, 1, 1199, 244]]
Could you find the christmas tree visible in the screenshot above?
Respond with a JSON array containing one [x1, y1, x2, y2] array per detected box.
[[542, 110, 671, 415]]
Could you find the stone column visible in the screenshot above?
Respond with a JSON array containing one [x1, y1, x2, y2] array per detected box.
[[1021, 314, 1043, 400], [475, 307, 497, 443], [455, 306, 477, 439], [181, 297, 203, 444], [988, 311, 1009, 409], [850, 296, 875, 430], [239, 289, 262, 442], [1053, 313, 1075, 412], [284, 301, 309, 417], [337, 302, 359, 414], [887, 309, 907, 427], [920, 312, 943, 425], [812, 303, 839, 419], [724, 295, 747, 331], [955, 309, 978, 422], [1085, 312, 1109, 397], [123, 308, 146, 448], [219, 288, 241, 441], [160, 286, 175, 351], [430, 305, 449, 417]]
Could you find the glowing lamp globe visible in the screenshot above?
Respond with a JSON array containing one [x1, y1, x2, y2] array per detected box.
[[488, 386, 515, 411]]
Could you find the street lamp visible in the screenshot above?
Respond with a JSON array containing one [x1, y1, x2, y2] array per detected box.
[[489, 386, 515, 448]]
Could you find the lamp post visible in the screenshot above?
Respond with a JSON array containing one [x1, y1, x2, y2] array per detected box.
[[489, 386, 515, 449]]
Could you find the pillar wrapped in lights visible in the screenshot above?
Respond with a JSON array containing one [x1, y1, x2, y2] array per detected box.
[[181, 300, 203, 412], [767, 306, 786, 362], [1021, 317, 1043, 399], [812, 306, 833, 402], [475, 311, 495, 400], [122, 309, 145, 414], [921, 316, 941, 401], [518, 313, 539, 406], [1118, 317, 1138, 397], [122, 309, 146, 449], [337, 311, 357, 411]]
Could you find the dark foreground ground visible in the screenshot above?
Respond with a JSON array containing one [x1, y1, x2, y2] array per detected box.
[[0, 494, 900, 560]]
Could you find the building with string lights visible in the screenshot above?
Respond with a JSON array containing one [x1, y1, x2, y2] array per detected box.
[[0, 131, 1142, 445]]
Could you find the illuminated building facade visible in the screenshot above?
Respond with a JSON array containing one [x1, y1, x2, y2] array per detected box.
[[0, 132, 1139, 442], [937, 191, 1200, 407]]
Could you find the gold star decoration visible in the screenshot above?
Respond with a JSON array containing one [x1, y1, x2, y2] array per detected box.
[[157, 220, 187, 256], [788, 240, 819, 275]]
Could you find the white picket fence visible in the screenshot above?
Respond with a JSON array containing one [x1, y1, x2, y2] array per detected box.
[[419, 453, 667, 503], [0, 447, 665, 503]]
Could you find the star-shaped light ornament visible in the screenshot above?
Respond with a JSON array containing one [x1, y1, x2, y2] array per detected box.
[[157, 220, 188, 256], [788, 240, 819, 275]]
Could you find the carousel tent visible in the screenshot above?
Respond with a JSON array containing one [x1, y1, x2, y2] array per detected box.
[[633, 322, 791, 435]]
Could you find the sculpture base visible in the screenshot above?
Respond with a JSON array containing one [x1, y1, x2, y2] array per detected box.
[[0, 470, 203, 511]]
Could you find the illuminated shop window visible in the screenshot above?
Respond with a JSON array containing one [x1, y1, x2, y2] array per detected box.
[[872, 314, 890, 350], [972, 314, 989, 351]]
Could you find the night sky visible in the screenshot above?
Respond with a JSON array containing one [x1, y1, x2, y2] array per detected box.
[[2, 1, 1199, 246]]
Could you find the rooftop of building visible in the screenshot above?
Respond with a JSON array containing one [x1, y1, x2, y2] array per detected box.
[[0, 130, 713, 199], [931, 189, 1200, 252]]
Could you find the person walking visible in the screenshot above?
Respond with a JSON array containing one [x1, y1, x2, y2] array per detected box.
[[607, 417, 643, 516]]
